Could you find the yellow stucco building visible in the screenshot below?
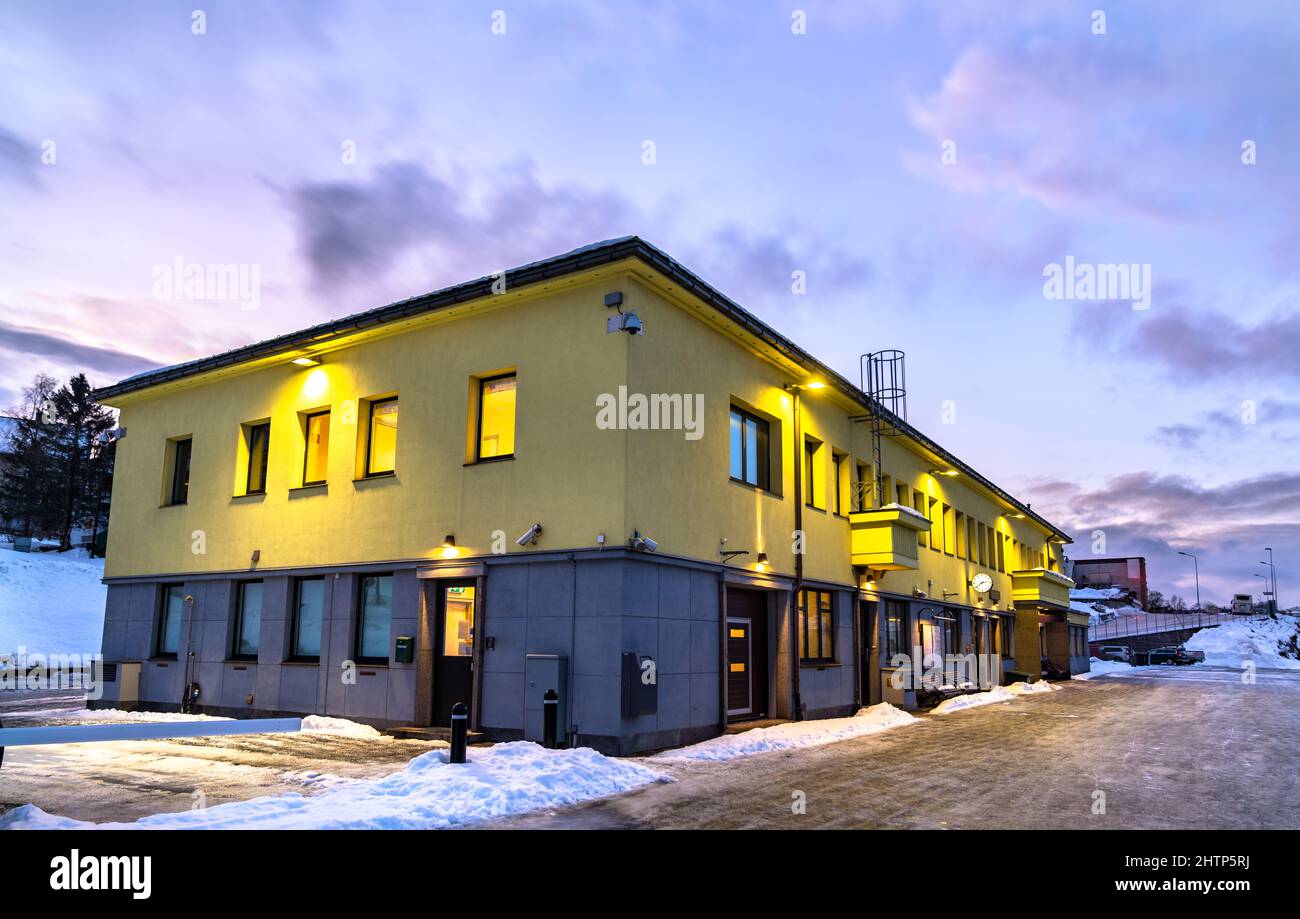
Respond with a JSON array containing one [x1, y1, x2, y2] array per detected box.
[[92, 237, 1087, 753]]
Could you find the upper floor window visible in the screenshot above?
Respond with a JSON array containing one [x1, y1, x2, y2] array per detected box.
[[356, 574, 393, 664], [157, 584, 184, 656], [832, 452, 846, 516], [233, 580, 263, 659], [799, 589, 834, 662], [291, 577, 324, 661], [855, 462, 870, 512], [477, 374, 517, 460], [303, 410, 330, 486], [729, 406, 770, 490], [366, 398, 398, 476], [245, 422, 270, 495], [804, 439, 821, 509], [169, 438, 192, 505]]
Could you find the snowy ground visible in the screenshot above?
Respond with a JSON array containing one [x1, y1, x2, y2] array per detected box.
[[1185, 614, 1300, 669], [1071, 657, 1154, 680], [2, 742, 669, 830], [650, 703, 917, 763], [929, 680, 1056, 713], [0, 542, 105, 656]]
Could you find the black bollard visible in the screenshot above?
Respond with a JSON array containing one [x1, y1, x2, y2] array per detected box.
[[449, 702, 468, 764], [542, 688, 558, 749]]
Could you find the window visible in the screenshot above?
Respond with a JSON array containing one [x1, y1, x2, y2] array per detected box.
[[997, 533, 1006, 572], [804, 439, 820, 508], [955, 511, 967, 558], [476, 374, 517, 460], [884, 600, 909, 659], [989, 617, 1000, 655], [855, 463, 870, 512], [157, 584, 184, 656], [357, 574, 393, 663], [443, 585, 476, 657], [303, 411, 330, 485], [729, 406, 770, 490], [366, 398, 398, 476], [1005, 618, 1016, 657], [170, 438, 192, 505], [913, 489, 927, 547], [929, 497, 942, 552], [245, 422, 270, 495], [832, 453, 846, 515], [896, 482, 909, 509], [968, 518, 978, 565], [233, 581, 263, 659], [943, 505, 955, 556], [799, 589, 834, 662], [291, 577, 324, 661]]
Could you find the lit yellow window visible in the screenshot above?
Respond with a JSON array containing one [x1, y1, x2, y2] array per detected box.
[[303, 411, 330, 485], [442, 586, 475, 657], [367, 398, 398, 475], [477, 375, 516, 460]]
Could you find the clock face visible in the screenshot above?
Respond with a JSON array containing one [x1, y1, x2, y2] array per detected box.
[[971, 573, 993, 593]]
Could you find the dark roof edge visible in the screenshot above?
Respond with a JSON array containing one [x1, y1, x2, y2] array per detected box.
[[91, 235, 1070, 542]]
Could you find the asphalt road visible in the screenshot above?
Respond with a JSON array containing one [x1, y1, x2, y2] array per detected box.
[[489, 666, 1300, 829]]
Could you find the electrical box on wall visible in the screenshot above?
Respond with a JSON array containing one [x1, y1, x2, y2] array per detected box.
[[620, 652, 657, 716], [394, 636, 414, 664]]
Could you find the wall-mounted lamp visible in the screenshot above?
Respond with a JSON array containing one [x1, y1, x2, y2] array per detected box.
[[291, 356, 322, 367], [929, 468, 959, 477], [440, 534, 458, 558], [755, 552, 769, 571]]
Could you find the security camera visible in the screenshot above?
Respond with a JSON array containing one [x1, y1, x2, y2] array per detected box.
[[629, 531, 658, 552], [516, 523, 542, 547], [622, 311, 643, 335]]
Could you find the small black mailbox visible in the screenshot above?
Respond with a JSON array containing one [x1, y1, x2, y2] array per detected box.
[[620, 652, 657, 716], [394, 636, 414, 664]]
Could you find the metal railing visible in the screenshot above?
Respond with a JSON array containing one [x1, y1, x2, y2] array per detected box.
[[1088, 610, 1270, 643]]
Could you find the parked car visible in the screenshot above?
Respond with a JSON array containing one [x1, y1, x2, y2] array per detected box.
[[1097, 609, 1119, 623], [1097, 645, 1132, 663], [1148, 645, 1199, 665]]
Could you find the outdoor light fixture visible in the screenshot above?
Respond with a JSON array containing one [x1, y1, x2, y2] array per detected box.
[[755, 552, 769, 571], [291, 356, 322, 367], [440, 534, 458, 558], [1008, 512, 1027, 519], [929, 468, 958, 477]]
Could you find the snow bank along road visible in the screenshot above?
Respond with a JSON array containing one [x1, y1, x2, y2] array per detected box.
[[490, 665, 1300, 830]]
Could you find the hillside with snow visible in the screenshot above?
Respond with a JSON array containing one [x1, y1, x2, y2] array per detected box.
[[1185, 614, 1300, 669], [0, 541, 106, 656]]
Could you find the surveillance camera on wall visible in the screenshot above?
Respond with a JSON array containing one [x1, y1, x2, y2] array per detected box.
[[516, 523, 542, 546], [629, 532, 658, 552]]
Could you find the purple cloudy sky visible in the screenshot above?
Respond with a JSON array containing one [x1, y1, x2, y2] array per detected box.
[[2, 1, 1297, 604]]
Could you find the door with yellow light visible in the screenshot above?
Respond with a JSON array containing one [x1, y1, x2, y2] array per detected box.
[[432, 582, 476, 726]]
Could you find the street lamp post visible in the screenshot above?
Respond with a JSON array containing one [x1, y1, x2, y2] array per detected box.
[[1177, 551, 1200, 625], [1264, 548, 1279, 614]]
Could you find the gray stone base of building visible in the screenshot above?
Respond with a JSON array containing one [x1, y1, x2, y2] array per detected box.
[[94, 548, 866, 756]]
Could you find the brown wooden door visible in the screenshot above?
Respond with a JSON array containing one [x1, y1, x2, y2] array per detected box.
[[725, 587, 768, 721]]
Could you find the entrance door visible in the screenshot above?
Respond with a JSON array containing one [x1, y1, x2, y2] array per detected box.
[[432, 582, 476, 727], [860, 599, 878, 706], [725, 587, 768, 721]]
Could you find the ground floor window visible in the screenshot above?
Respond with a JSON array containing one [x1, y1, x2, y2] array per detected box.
[[233, 580, 263, 659], [156, 584, 184, 656], [798, 589, 834, 662], [884, 600, 909, 659], [292, 577, 324, 661], [357, 574, 393, 663]]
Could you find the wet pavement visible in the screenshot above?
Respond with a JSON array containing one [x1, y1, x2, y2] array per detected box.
[[485, 666, 1300, 829]]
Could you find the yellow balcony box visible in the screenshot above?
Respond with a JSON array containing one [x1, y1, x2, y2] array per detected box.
[[849, 503, 932, 570], [1011, 568, 1075, 610]]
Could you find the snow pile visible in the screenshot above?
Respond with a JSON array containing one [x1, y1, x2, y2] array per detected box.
[[1184, 615, 1300, 669], [651, 703, 918, 763], [1072, 658, 1153, 680], [0, 546, 106, 656], [1070, 586, 1128, 601], [930, 681, 1055, 714], [0, 742, 668, 830], [300, 715, 384, 738]]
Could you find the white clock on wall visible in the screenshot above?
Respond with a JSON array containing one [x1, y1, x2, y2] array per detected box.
[[971, 573, 993, 594]]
